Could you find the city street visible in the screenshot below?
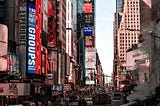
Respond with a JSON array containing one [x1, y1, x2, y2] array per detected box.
[[93, 104, 112, 106]]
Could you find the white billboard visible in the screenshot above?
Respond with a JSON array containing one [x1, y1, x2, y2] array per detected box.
[[0, 83, 30, 96], [0, 24, 8, 71], [85, 69, 95, 85], [85, 48, 96, 68]]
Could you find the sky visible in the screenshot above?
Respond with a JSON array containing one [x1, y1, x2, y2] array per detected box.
[[95, 0, 116, 77]]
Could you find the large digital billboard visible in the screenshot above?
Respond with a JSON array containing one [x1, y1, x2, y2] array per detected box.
[[27, 0, 36, 74]]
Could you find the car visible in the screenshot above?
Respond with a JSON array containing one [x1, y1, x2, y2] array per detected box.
[[111, 91, 124, 106], [93, 93, 110, 104]]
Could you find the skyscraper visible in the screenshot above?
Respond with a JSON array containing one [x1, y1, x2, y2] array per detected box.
[[114, 0, 141, 90]]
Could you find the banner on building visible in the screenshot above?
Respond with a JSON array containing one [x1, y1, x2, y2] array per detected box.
[[85, 69, 95, 85], [0, 83, 30, 96], [85, 48, 96, 68], [0, 24, 8, 72], [85, 35, 94, 47], [84, 3, 92, 13]]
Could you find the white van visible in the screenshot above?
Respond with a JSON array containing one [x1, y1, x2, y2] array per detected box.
[[112, 91, 124, 106]]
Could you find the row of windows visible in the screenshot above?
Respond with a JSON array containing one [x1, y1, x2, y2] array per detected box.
[[120, 37, 137, 39], [127, 1, 139, 5], [120, 40, 137, 42], [125, 14, 139, 17], [120, 43, 136, 47], [127, 7, 139, 11]]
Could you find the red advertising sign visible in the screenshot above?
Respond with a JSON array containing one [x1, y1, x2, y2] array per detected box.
[[85, 35, 94, 47], [35, 0, 42, 74], [41, 46, 48, 76], [84, 3, 92, 13]]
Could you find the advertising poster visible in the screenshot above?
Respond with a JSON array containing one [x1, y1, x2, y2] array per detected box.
[[27, 0, 36, 74], [41, 46, 48, 76], [83, 26, 93, 35], [84, 3, 92, 13], [0, 24, 8, 72], [8, 53, 20, 74], [85, 69, 95, 85], [35, 0, 42, 74], [85, 35, 94, 47], [85, 48, 96, 69], [0, 83, 30, 96]]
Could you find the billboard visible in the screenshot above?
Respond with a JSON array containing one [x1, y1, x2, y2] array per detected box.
[[85, 35, 94, 47], [27, 0, 36, 74], [83, 13, 93, 25], [84, 3, 92, 13], [0, 83, 30, 96], [85, 48, 96, 69], [35, 0, 42, 74], [83, 26, 92, 35], [85, 69, 95, 85], [41, 46, 48, 76], [8, 53, 19, 75], [0, 24, 8, 72]]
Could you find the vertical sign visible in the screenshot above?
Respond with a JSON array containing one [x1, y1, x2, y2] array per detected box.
[[35, 0, 42, 74], [27, 0, 36, 74]]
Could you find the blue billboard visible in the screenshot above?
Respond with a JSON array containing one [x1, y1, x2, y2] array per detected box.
[[27, 2, 36, 74], [83, 27, 93, 35]]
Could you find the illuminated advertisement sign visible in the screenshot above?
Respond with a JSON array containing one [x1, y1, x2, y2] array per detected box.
[[84, 3, 92, 13], [85, 69, 95, 85], [84, 14, 93, 25], [8, 53, 19, 74], [0, 83, 30, 96], [85, 48, 96, 68], [35, 0, 42, 74], [41, 46, 48, 75], [85, 35, 94, 47], [27, 1, 36, 74], [83, 27, 92, 35], [0, 24, 8, 72]]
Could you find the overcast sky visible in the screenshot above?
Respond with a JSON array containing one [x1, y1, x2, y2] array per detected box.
[[95, 0, 116, 77]]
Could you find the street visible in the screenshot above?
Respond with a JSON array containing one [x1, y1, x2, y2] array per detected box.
[[93, 104, 112, 106]]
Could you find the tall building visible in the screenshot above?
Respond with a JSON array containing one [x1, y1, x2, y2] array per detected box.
[[56, 0, 66, 85], [113, 0, 124, 89], [115, 0, 141, 90]]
